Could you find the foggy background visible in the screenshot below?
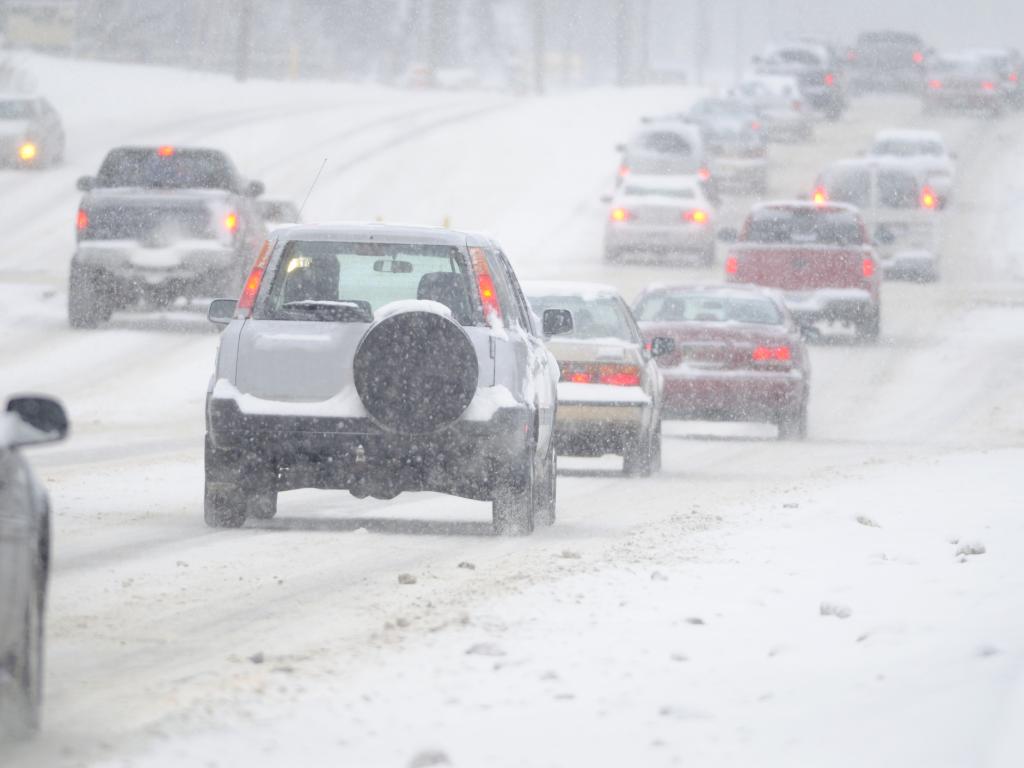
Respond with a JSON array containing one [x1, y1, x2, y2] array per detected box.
[[2, 0, 1023, 88]]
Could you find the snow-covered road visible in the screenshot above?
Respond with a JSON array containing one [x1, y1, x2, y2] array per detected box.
[[2, 56, 1023, 767]]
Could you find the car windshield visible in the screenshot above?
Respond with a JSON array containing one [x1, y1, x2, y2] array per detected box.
[[527, 294, 634, 341], [0, 99, 34, 119], [745, 208, 864, 245], [872, 140, 945, 157], [96, 148, 237, 189], [635, 131, 692, 155], [635, 292, 782, 325], [878, 170, 920, 208], [622, 185, 695, 199], [263, 241, 476, 323]]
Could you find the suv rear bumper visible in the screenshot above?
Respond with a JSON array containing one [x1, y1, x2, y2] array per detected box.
[[782, 288, 877, 325], [207, 398, 533, 501]]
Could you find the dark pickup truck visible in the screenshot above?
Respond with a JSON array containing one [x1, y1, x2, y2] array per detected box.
[[720, 202, 881, 340], [68, 146, 266, 327]]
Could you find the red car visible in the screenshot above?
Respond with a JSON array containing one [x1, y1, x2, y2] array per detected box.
[[719, 201, 881, 340], [634, 284, 810, 439]]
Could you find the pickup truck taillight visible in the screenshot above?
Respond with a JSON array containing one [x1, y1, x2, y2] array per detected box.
[[76, 209, 89, 232], [862, 257, 876, 278], [236, 240, 271, 317], [725, 255, 739, 275], [561, 362, 640, 387]]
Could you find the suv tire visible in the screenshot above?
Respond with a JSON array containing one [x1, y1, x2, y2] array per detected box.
[[493, 461, 535, 536], [4, 573, 43, 738], [534, 444, 557, 527]]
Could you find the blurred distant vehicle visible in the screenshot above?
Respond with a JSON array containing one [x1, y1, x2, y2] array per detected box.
[[0, 395, 68, 737], [846, 30, 930, 93], [620, 121, 720, 203], [259, 199, 301, 229], [634, 284, 810, 439], [68, 146, 267, 327], [686, 97, 768, 195], [867, 129, 955, 207], [731, 74, 814, 143], [603, 174, 716, 265], [924, 53, 1009, 116], [813, 158, 941, 282], [719, 201, 882, 340], [961, 48, 1024, 107], [0, 94, 64, 168], [398, 64, 481, 90], [523, 282, 670, 476], [752, 42, 847, 120]]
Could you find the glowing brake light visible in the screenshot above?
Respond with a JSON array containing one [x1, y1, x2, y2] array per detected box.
[[920, 187, 937, 209], [1011, 72, 1019, 83], [610, 207, 631, 222], [224, 212, 239, 232], [470, 247, 503, 323], [751, 120, 762, 132], [752, 345, 791, 362], [618, 164, 630, 178], [928, 79, 943, 90], [76, 209, 89, 231], [684, 209, 708, 223], [912, 51, 925, 64], [981, 81, 996, 92], [812, 187, 827, 205], [724, 255, 739, 275], [18, 142, 37, 161], [157, 145, 175, 157], [236, 240, 271, 317], [561, 363, 640, 387], [823, 73, 836, 87], [862, 257, 876, 278], [698, 167, 712, 181]]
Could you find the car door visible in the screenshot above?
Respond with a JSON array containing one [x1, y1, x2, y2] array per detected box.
[[0, 446, 30, 660]]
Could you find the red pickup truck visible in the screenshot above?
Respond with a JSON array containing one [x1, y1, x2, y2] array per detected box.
[[720, 201, 881, 340]]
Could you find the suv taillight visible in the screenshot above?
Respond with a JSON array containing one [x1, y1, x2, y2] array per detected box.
[[236, 240, 271, 317], [76, 209, 89, 232], [470, 247, 502, 323]]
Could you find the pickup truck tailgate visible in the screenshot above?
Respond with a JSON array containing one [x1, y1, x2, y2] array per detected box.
[[729, 244, 870, 290]]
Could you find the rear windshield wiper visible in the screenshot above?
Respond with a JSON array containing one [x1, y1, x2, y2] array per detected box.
[[280, 300, 373, 322]]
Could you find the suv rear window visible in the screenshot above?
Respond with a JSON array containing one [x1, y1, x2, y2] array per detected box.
[[262, 241, 477, 324], [877, 170, 920, 209], [744, 208, 864, 246], [96, 148, 237, 190], [637, 132, 692, 155], [820, 168, 870, 208], [0, 99, 35, 119], [527, 294, 636, 342]]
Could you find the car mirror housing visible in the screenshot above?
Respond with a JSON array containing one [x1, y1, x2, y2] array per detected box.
[[5, 396, 69, 447], [542, 308, 573, 337], [76, 175, 95, 192], [650, 337, 675, 358], [247, 180, 266, 198], [207, 298, 237, 325]]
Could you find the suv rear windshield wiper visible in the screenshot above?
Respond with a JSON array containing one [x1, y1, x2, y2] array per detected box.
[[279, 300, 373, 322]]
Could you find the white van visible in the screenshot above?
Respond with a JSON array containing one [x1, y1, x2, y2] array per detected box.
[[813, 158, 942, 281]]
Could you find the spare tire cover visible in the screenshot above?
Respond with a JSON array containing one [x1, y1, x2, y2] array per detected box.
[[353, 310, 480, 434]]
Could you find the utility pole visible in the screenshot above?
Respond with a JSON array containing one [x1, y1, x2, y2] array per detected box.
[[694, 0, 709, 86], [532, 0, 545, 94], [235, 0, 252, 81], [614, 0, 628, 87], [637, 0, 650, 85]]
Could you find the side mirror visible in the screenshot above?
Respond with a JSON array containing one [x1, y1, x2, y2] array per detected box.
[[6, 396, 69, 447], [649, 337, 675, 358], [76, 175, 95, 192], [717, 227, 739, 243], [207, 298, 237, 325], [542, 308, 573, 337], [246, 180, 266, 198]]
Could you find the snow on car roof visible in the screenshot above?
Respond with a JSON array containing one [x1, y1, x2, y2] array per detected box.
[[639, 282, 776, 299], [873, 129, 945, 144], [823, 156, 929, 177], [272, 222, 492, 248], [620, 173, 702, 190], [750, 199, 860, 215], [520, 280, 621, 301]]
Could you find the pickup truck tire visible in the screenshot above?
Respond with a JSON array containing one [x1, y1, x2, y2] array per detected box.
[[354, 310, 479, 434], [493, 460, 535, 536], [68, 263, 113, 328], [856, 310, 881, 342], [534, 444, 557, 527]]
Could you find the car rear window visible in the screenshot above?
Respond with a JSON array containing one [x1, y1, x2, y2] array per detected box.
[[96, 148, 237, 190], [744, 208, 865, 246], [774, 49, 822, 66], [877, 170, 920, 209], [636, 132, 692, 156], [623, 185, 695, 199], [261, 241, 476, 324], [635, 292, 782, 325], [872, 140, 944, 157], [527, 294, 635, 342], [0, 99, 35, 119], [820, 168, 871, 208]]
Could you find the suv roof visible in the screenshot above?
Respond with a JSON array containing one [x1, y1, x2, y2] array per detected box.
[[271, 222, 500, 249]]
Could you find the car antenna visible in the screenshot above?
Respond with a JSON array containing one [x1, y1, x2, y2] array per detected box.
[[297, 157, 327, 218]]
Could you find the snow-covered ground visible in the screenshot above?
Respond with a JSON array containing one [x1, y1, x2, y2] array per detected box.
[[1, 54, 1023, 767]]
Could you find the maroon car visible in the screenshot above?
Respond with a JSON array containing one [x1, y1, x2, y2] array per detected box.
[[635, 284, 810, 439], [720, 201, 881, 340]]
